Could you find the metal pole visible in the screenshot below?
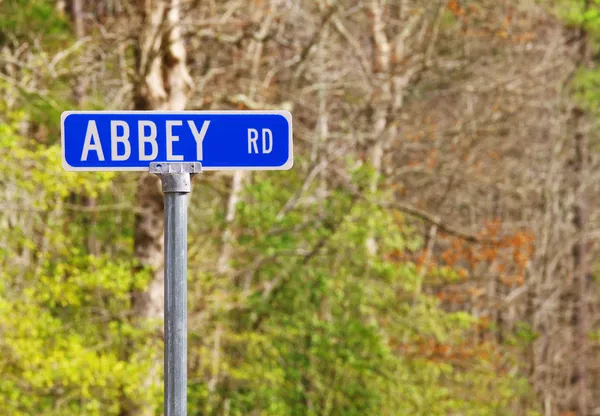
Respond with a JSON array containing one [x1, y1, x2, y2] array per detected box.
[[150, 162, 201, 416]]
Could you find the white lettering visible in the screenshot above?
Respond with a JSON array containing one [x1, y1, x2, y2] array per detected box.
[[188, 120, 210, 160], [138, 120, 158, 161], [81, 120, 105, 161], [111, 121, 131, 161], [262, 128, 273, 154], [248, 128, 259, 154], [166, 120, 184, 161]]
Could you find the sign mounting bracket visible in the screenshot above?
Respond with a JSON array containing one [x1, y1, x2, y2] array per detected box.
[[150, 162, 202, 193]]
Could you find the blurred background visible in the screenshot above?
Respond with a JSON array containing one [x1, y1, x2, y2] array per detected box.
[[1, 0, 599, 415]]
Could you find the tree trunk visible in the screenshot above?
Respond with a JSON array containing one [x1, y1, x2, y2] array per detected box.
[[569, 14, 591, 415], [127, 1, 193, 414], [366, 0, 391, 257], [217, 8, 273, 276], [571, 106, 590, 416], [70, 0, 85, 104], [68, 0, 99, 255], [217, 170, 245, 274]]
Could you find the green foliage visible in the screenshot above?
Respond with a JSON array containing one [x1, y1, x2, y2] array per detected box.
[[555, 0, 600, 145], [557, 0, 600, 33], [184, 162, 538, 416], [0, 0, 71, 41], [508, 322, 539, 347], [572, 68, 600, 114], [0, 126, 537, 413], [0, 114, 158, 415], [0, 0, 76, 137]]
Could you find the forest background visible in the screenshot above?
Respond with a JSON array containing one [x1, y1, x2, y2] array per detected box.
[[2, 0, 600, 415]]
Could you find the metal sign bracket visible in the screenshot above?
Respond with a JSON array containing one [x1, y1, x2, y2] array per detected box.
[[150, 162, 202, 193]]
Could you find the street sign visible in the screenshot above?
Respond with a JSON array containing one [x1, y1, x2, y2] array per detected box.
[[61, 110, 293, 171], [62, 109, 294, 416]]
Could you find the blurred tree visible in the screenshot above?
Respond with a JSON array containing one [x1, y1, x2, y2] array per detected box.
[[5, 0, 599, 415]]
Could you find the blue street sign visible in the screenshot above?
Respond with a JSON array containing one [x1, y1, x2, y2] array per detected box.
[[61, 110, 293, 171]]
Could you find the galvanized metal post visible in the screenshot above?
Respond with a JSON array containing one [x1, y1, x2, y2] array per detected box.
[[150, 162, 201, 416]]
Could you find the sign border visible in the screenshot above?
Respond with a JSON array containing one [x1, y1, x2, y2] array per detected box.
[[61, 110, 293, 172]]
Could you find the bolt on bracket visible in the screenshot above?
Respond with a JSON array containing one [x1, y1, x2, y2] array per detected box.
[[149, 162, 202, 193]]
